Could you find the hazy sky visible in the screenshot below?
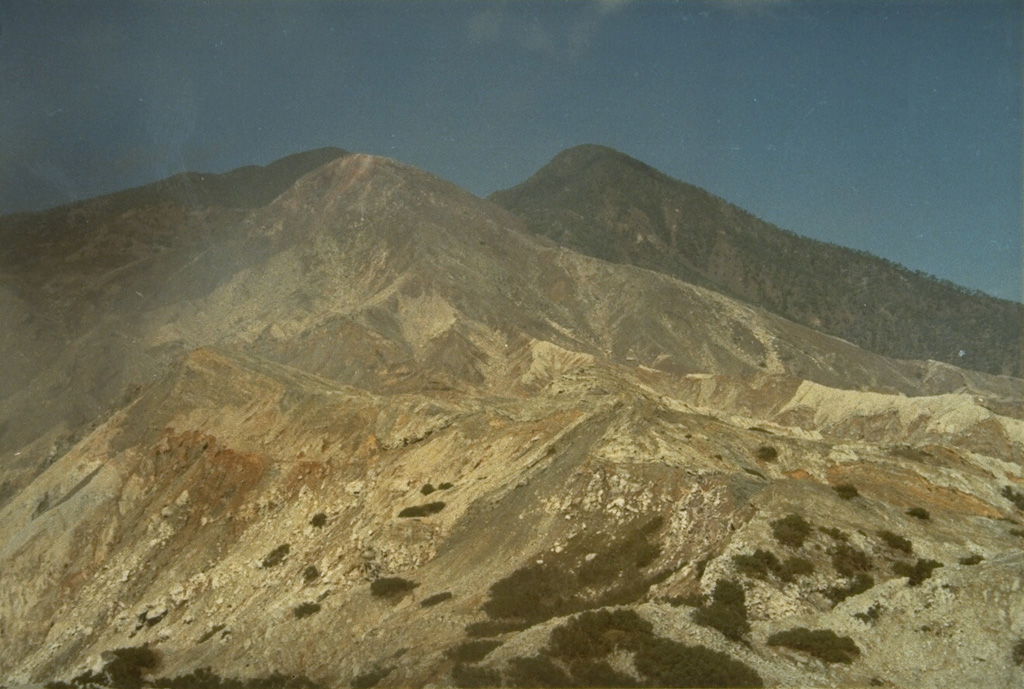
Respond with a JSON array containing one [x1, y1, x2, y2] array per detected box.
[[1, 1, 1020, 300]]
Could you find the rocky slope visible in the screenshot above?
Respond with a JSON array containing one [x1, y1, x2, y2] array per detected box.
[[0, 150, 1022, 688]]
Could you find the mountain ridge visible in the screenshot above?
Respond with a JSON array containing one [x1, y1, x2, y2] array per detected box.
[[490, 144, 1023, 377]]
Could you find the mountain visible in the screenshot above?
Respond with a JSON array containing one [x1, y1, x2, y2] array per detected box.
[[1, 150, 1022, 688], [489, 144, 1023, 378]]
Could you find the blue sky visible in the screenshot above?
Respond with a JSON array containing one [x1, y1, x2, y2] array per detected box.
[[1, 0, 1020, 300]]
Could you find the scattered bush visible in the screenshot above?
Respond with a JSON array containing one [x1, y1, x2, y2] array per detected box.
[[833, 484, 859, 500], [771, 513, 812, 548], [398, 501, 446, 518], [293, 602, 321, 619], [547, 609, 653, 661], [878, 530, 913, 554], [1010, 528, 1024, 537], [370, 577, 418, 598], [439, 482, 455, 490], [1013, 638, 1024, 667], [101, 646, 161, 689], [820, 526, 849, 542], [302, 565, 320, 583], [755, 445, 778, 462], [692, 578, 750, 641], [733, 549, 780, 580], [892, 558, 942, 586], [351, 666, 393, 689], [778, 557, 815, 582], [767, 627, 861, 664], [854, 603, 882, 623], [824, 573, 874, 605], [421, 591, 453, 607], [309, 513, 327, 528], [420, 483, 436, 495], [831, 543, 871, 577], [261, 544, 291, 568], [1001, 485, 1024, 511], [123, 667, 320, 689], [505, 656, 573, 687], [196, 624, 226, 644], [906, 507, 930, 520], [445, 640, 503, 663], [958, 554, 983, 565], [634, 636, 763, 687]]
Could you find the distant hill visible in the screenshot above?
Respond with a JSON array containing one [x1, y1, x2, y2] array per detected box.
[[490, 144, 1023, 378]]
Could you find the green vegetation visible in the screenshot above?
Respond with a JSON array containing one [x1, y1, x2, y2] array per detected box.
[[293, 602, 321, 619], [476, 516, 668, 630], [831, 543, 871, 577], [421, 591, 453, 607], [832, 484, 859, 500], [854, 603, 882, 623], [53, 665, 320, 689], [309, 512, 327, 528], [261, 544, 290, 568], [370, 577, 418, 598], [445, 640, 504, 663], [958, 554, 983, 565], [1000, 485, 1024, 511], [692, 578, 750, 641], [733, 549, 810, 582], [755, 445, 778, 462], [767, 627, 861, 664], [771, 513, 811, 548], [877, 530, 913, 554], [420, 483, 436, 495], [820, 526, 849, 542], [906, 507, 930, 520], [1013, 638, 1024, 667], [892, 558, 942, 586], [891, 445, 933, 463], [499, 608, 762, 687], [439, 481, 455, 490], [302, 565, 319, 583], [398, 501, 446, 518]]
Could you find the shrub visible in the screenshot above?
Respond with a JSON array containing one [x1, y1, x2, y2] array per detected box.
[[547, 609, 653, 661], [310, 513, 327, 528], [398, 501, 446, 518], [878, 530, 913, 554], [1011, 528, 1024, 537], [824, 573, 874, 605], [634, 636, 763, 687], [445, 640, 503, 663], [370, 577, 418, 598], [351, 666, 393, 689], [892, 558, 942, 586], [1001, 485, 1024, 511], [771, 513, 812, 548], [293, 602, 321, 619], [820, 526, 849, 542], [833, 484, 859, 500], [421, 591, 453, 607], [854, 603, 882, 623], [755, 445, 778, 462], [100, 646, 161, 689], [906, 507, 930, 520], [1013, 638, 1024, 667], [733, 549, 780, 580], [420, 483, 436, 495], [831, 543, 871, 577], [261, 544, 290, 568], [692, 578, 750, 640], [302, 565, 319, 583], [767, 627, 861, 664], [439, 481, 455, 490], [778, 557, 815, 582], [959, 554, 983, 565]]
